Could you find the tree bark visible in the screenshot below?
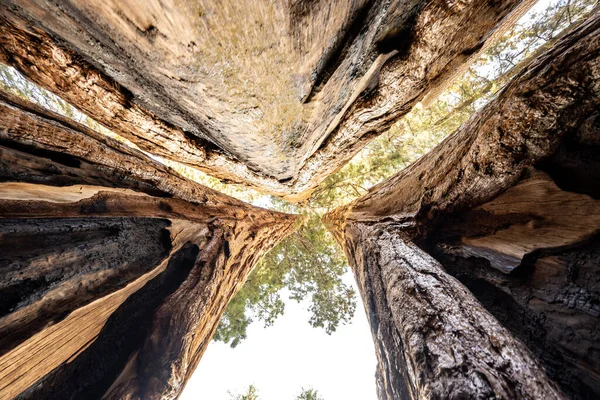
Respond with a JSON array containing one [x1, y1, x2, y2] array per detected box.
[[0, 0, 533, 200], [343, 221, 565, 399], [424, 150, 600, 398], [0, 90, 251, 208], [331, 9, 600, 235], [325, 11, 600, 399], [0, 93, 300, 399]]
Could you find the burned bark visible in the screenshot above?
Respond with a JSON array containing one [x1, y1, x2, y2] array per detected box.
[[0, 0, 533, 199], [424, 158, 600, 398], [0, 94, 299, 399], [325, 11, 600, 399]]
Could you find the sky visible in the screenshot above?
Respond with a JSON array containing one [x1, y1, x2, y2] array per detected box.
[[180, 281, 378, 400]]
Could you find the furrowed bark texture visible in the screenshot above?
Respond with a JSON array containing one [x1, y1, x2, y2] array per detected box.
[[0, 0, 533, 200], [424, 147, 600, 399], [325, 11, 600, 400], [0, 96, 299, 399], [0, 89, 255, 207], [343, 222, 565, 399]]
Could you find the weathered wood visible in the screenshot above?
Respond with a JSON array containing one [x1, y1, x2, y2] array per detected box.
[[429, 234, 600, 399], [325, 11, 600, 399], [0, 97, 300, 399], [425, 147, 600, 398], [0, 0, 533, 199], [0, 90, 253, 209], [343, 221, 565, 399], [437, 171, 600, 274], [329, 9, 600, 234]]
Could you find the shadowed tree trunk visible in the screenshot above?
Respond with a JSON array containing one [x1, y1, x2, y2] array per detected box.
[[0, 0, 534, 200], [0, 91, 300, 400], [325, 10, 600, 400]]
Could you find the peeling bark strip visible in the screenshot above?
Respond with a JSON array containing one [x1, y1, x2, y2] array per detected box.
[[0, 100, 299, 399], [0, 0, 532, 199], [344, 222, 565, 399], [325, 12, 600, 400], [436, 171, 600, 274]]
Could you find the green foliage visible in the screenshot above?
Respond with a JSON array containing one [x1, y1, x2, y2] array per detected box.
[[215, 199, 356, 347], [226, 385, 324, 400], [229, 385, 260, 400], [296, 388, 324, 400]]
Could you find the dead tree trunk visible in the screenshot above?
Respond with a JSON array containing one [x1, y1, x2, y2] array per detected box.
[[325, 10, 600, 400], [0, 0, 533, 200], [0, 92, 299, 400]]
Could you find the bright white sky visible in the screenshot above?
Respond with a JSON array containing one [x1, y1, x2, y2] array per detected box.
[[180, 280, 378, 400]]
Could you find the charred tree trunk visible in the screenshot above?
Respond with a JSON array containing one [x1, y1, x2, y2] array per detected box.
[[0, 92, 299, 399], [325, 11, 600, 400], [424, 148, 600, 399], [0, 0, 533, 200]]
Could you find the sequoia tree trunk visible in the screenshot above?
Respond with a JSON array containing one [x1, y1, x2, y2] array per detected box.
[[0, 91, 300, 400], [343, 221, 565, 399], [0, 0, 534, 200], [325, 10, 600, 400]]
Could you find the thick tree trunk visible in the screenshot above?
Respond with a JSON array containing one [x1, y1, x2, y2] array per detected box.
[[0, 93, 299, 399], [0, 0, 533, 200], [424, 150, 600, 398], [325, 11, 600, 399], [428, 233, 600, 399], [0, 90, 255, 207], [343, 221, 565, 399]]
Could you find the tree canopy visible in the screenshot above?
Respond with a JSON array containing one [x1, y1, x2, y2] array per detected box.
[[229, 385, 260, 400], [228, 385, 324, 400], [213, 200, 356, 347], [296, 388, 324, 400]]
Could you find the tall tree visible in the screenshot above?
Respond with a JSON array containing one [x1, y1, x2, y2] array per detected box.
[[325, 9, 600, 399], [0, 0, 535, 199], [312, 0, 599, 210], [214, 0, 600, 345], [0, 91, 299, 399]]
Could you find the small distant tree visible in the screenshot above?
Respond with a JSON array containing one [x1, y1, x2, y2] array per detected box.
[[229, 384, 260, 400], [296, 388, 324, 400]]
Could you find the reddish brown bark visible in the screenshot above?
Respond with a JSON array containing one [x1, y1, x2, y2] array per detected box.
[[0, 0, 533, 200], [0, 92, 300, 399]]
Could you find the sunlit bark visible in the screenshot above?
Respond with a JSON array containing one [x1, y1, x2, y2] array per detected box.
[[0, 92, 299, 399], [0, 0, 533, 200]]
